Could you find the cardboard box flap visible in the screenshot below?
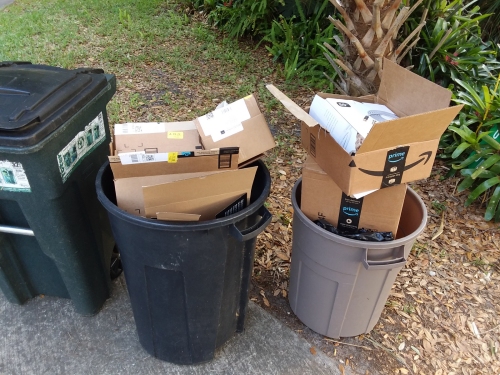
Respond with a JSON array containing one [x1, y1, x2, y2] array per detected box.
[[266, 85, 318, 127], [145, 191, 247, 220], [378, 59, 453, 116], [244, 94, 263, 117], [156, 212, 201, 222], [142, 167, 257, 209], [357, 105, 463, 153]]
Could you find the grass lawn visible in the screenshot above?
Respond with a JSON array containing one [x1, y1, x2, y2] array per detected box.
[[0, 0, 300, 126]]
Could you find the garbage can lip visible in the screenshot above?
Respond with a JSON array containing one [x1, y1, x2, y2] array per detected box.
[[292, 178, 428, 249], [96, 160, 271, 231]]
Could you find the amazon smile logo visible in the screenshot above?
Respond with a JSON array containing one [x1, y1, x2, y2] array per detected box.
[[388, 152, 406, 163], [357, 151, 433, 176], [342, 207, 359, 216]]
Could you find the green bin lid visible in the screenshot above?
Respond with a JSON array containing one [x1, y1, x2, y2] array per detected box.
[[0, 62, 109, 147]]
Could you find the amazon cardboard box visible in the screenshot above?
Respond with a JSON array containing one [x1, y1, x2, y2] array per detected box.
[[109, 120, 240, 216], [301, 157, 406, 236], [113, 121, 202, 154], [194, 94, 275, 165], [109, 148, 239, 216], [267, 58, 463, 196]]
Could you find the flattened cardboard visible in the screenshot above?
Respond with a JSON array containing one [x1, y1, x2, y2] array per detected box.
[[114, 121, 201, 154], [142, 167, 258, 221], [301, 157, 406, 236], [145, 191, 247, 220], [267, 58, 464, 196], [156, 212, 201, 222], [115, 170, 225, 216], [194, 95, 275, 165]]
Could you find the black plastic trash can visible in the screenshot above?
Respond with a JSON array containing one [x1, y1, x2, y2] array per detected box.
[[0, 62, 116, 315], [96, 160, 272, 365]]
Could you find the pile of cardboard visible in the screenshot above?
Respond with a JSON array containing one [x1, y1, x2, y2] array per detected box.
[[108, 95, 275, 221], [268, 59, 463, 238]]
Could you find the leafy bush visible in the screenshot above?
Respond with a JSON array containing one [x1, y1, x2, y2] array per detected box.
[[479, 0, 500, 43], [407, 0, 497, 87], [186, 0, 336, 88], [406, 0, 500, 221], [261, 0, 337, 85], [198, 0, 285, 39]]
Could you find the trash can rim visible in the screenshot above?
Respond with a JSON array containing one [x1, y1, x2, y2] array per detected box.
[[292, 178, 427, 249], [96, 160, 271, 231]]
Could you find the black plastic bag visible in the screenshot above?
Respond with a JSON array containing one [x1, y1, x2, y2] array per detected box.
[[313, 219, 394, 242]]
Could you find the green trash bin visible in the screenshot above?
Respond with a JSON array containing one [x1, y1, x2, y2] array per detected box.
[[0, 62, 116, 315]]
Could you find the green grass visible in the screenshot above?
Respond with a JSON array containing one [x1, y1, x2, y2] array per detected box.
[[0, 0, 286, 124]]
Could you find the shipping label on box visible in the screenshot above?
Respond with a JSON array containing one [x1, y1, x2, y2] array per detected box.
[[267, 59, 464, 196], [114, 121, 202, 154], [195, 95, 275, 165]]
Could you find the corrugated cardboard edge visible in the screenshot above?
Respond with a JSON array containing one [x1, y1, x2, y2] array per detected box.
[[266, 85, 318, 127], [156, 212, 201, 221]]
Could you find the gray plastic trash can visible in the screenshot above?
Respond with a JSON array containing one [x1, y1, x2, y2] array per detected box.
[[289, 179, 427, 338]]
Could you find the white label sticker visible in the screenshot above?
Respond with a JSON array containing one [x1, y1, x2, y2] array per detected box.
[[197, 98, 250, 140], [114, 122, 165, 135], [118, 151, 176, 165], [57, 112, 106, 183], [0, 160, 31, 192], [210, 123, 244, 142]]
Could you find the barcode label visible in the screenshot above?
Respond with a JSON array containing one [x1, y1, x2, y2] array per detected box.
[[211, 123, 244, 142], [310, 134, 316, 157], [119, 152, 171, 165], [218, 153, 232, 169], [197, 98, 250, 138], [114, 122, 165, 135]]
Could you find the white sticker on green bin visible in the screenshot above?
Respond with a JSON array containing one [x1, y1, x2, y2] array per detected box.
[[57, 112, 106, 183], [0, 160, 31, 192]]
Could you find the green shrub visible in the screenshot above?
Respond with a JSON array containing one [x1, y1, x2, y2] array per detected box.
[[406, 0, 500, 221], [204, 0, 284, 39], [261, 0, 337, 86]]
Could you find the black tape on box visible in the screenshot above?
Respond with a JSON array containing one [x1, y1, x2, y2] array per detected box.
[[381, 146, 409, 189], [337, 193, 364, 231]]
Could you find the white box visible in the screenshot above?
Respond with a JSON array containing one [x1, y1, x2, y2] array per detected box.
[[309, 96, 398, 154]]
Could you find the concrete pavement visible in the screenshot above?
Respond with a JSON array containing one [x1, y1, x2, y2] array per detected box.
[[0, 0, 14, 10], [0, 275, 349, 375]]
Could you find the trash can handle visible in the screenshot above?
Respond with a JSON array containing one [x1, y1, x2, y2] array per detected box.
[[362, 248, 406, 270], [229, 206, 272, 242], [0, 225, 34, 236]]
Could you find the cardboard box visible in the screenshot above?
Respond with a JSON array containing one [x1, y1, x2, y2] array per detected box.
[[142, 167, 257, 220], [109, 147, 239, 179], [267, 59, 463, 196], [194, 95, 275, 165], [114, 121, 202, 154], [301, 157, 406, 236]]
